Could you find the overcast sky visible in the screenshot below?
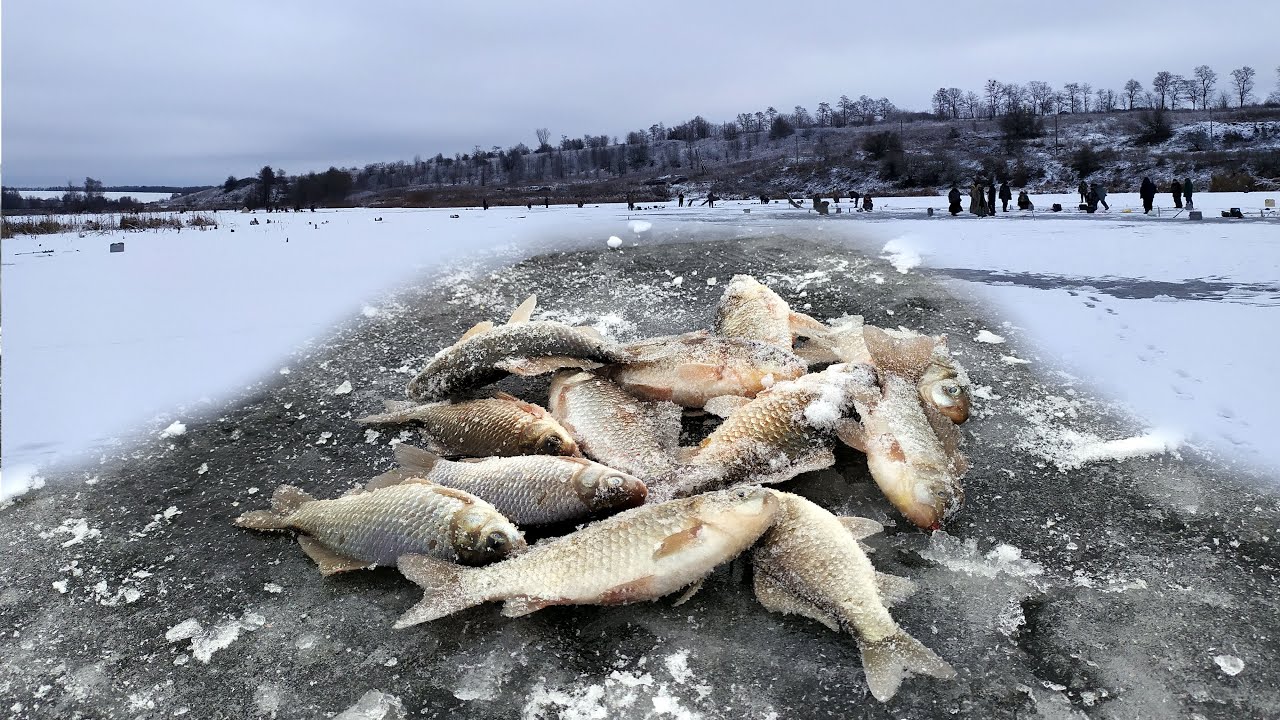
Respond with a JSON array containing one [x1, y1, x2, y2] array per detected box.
[[3, 1, 1275, 187]]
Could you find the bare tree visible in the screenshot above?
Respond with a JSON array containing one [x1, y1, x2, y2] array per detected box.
[[1231, 66, 1256, 107], [1193, 65, 1218, 108], [1079, 83, 1093, 112], [1152, 71, 1174, 109], [1096, 88, 1116, 112], [1168, 75, 1189, 109], [1027, 81, 1055, 115], [984, 79, 1002, 117], [963, 91, 982, 119], [816, 102, 832, 127], [1063, 82, 1082, 113], [535, 128, 551, 152], [1123, 79, 1142, 110], [1269, 65, 1280, 105]]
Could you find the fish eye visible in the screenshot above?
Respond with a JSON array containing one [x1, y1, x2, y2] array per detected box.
[[943, 383, 963, 397], [486, 530, 509, 550], [540, 435, 563, 454], [606, 476, 623, 488]]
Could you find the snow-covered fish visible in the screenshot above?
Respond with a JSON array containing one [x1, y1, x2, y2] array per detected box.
[[394, 486, 779, 628], [377, 443, 647, 526], [606, 330, 806, 409], [713, 274, 826, 349], [835, 335, 967, 529], [356, 392, 580, 458], [655, 364, 879, 500], [407, 295, 630, 402], [752, 492, 955, 702], [234, 483, 525, 574]]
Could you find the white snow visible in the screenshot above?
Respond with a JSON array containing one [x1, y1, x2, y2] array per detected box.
[[159, 421, 187, 438], [974, 330, 1005, 344], [332, 690, 405, 720], [0, 465, 44, 502], [628, 220, 652, 233], [1213, 654, 1245, 676], [879, 238, 922, 274], [165, 619, 203, 643], [607, 236, 623, 249], [333, 380, 353, 395]]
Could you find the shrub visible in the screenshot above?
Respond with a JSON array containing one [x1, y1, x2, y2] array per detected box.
[[1221, 130, 1246, 147], [1132, 109, 1173, 145], [1000, 107, 1043, 150], [1209, 172, 1260, 191], [1183, 130, 1211, 151], [862, 131, 902, 160], [1070, 143, 1104, 178], [768, 116, 795, 140]]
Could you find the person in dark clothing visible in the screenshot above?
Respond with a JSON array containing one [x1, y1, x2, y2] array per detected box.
[[948, 184, 963, 215], [987, 182, 997, 215], [526, 201, 532, 210], [1017, 190, 1033, 210], [627, 195, 635, 211], [1085, 186, 1100, 213], [1183, 178, 1194, 209], [678, 192, 684, 207], [1171, 180, 1183, 208], [1091, 182, 1109, 211], [862, 194, 873, 211], [1139, 177, 1156, 214], [998, 181, 1012, 212], [850, 190, 861, 206], [1078, 180, 1089, 205], [482, 198, 489, 210], [544, 197, 549, 208]]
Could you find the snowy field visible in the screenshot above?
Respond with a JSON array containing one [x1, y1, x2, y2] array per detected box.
[[2, 195, 1278, 497]]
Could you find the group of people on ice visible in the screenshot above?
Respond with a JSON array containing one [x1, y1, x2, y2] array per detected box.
[[949, 179, 1032, 217], [1138, 177, 1195, 213]]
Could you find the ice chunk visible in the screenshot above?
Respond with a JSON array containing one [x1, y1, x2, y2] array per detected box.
[[607, 236, 623, 249], [165, 619, 203, 643], [664, 651, 693, 684], [974, 330, 1005, 344], [919, 532, 1044, 579], [361, 305, 380, 318], [628, 220, 652, 233], [1000, 355, 1030, 365], [333, 380, 353, 395], [1213, 654, 1244, 676], [332, 690, 404, 720], [160, 422, 187, 438]]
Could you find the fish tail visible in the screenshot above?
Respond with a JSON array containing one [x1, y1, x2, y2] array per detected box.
[[355, 399, 424, 425], [856, 629, 956, 702], [394, 444, 440, 475], [234, 484, 315, 530], [394, 554, 484, 628]]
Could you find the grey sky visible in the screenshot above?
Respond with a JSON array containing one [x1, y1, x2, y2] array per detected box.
[[3, 0, 1275, 187]]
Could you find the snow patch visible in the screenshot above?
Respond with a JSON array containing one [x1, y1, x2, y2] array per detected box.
[[361, 305, 380, 318], [332, 690, 404, 720], [1213, 654, 1244, 676], [628, 220, 652, 233], [880, 238, 922, 274], [333, 380, 353, 395], [0, 465, 44, 502], [606, 236, 623, 249], [160, 421, 187, 438], [40, 518, 102, 548], [974, 330, 1005, 344], [168, 612, 266, 664], [1000, 355, 1030, 365]]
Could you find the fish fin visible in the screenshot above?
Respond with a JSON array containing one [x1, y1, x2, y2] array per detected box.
[[857, 629, 955, 702], [501, 596, 556, 617], [355, 400, 434, 425], [652, 401, 684, 450], [394, 444, 441, 476], [233, 510, 291, 531], [366, 467, 430, 492], [858, 540, 876, 555], [458, 320, 495, 343], [507, 294, 537, 324], [756, 447, 836, 484], [492, 392, 550, 419], [625, 383, 675, 402], [671, 579, 703, 607], [297, 535, 372, 575], [834, 419, 869, 453], [496, 356, 603, 376], [394, 554, 483, 628], [795, 341, 840, 367], [752, 571, 840, 632], [863, 325, 937, 381], [703, 395, 752, 418], [271, 484, 314, 514], [789, 311, 827, 337], [574, 325, 606, 342], [675, 363, 725, 387], [654, 523, 706, 559], [839, 516, 885, 540], [383, 399, 418, 413], [600, 576, 657, 605], [875, 572, 919, 607]]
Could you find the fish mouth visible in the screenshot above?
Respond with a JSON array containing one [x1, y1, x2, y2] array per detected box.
[[867, 457, 963, 530]]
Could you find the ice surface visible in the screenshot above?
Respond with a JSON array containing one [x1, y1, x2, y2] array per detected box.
[[919, 532, 1044, 579], [333, 380, 353, 395]]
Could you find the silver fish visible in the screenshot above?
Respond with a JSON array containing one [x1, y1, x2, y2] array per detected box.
[[606, 330, 806, 409], [356, 393, 580, 458], [752, 491, 955, 702], [235, 483, 525, 574], [378, 443, 647, 526], [713, 274, 826, 349], [394, 486, 779, 628], [407, 295, 629, 402]]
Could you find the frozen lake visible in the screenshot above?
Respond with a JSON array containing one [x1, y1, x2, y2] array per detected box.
[[2, 195, 1278, 497]]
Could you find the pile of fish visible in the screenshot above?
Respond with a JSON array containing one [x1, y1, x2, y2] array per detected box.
[[236, 274, 973, 702]]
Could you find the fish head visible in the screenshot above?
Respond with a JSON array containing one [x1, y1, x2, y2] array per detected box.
[[865, 445, 964, 530], [573, 462, 648, 512], [918, 355, 971, 424], [693, 485, 780, 533], [451, 507, 526, 565], [526, 419, 582, 457]]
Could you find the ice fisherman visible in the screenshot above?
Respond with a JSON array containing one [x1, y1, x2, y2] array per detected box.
[[998, 180, 1012, 213], [1139, 177, 1156, 214], [1171, 179, 1184, 208], [1183, 178, 1194, 209], [948, 184, 963, 215], [1017, 190, 1034, 211]]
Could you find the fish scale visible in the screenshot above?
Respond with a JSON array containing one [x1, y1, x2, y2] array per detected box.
[[548, 371, 684, 482], [286, 484, 500, 565]]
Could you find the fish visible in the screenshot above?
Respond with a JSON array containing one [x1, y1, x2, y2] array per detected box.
[[393, 486, 779, 628], [406, 295, 630, 402], [713, 274, 827, 349], [835, 364, 967, 530], [356, 393, 581, 458], [234, 482, 525, 574], [605, 330, 806, 409], [376, 443, 647, 526], [655, 363, 880, 500], [752, 491, 955, 702]]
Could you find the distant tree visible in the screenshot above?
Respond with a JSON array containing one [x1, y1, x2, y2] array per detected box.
[[1193, 65, 1218, 108], [1001, 82, 1027, 113], [257, 165, 276, 207], [861, 131, 902, 160], [1268, 65, 1280, 105], [836, 95, 855, 126], [1063, 82, 1082, 113], [815, 102, 832, 127], [1167, 75, 1187, 109], [1151, 71, 1174, 109], [931, 87, 950, 119], [1095, 88, 1117, 113], [768, 115, 794, 140], [984, 79, 1002, 117], [963, 91, 982, 119], [1027, 81, 1055, 115], [223, 176, 237, 193], [1123, 79, 1142, 110], [1079, 83, 1093, 112], [792, 105, 812, 129], [83, 177, 105, 198], [535, 128, 552, 153], [1231, 66, 1256, 107], [1000, 106, 1043, 150]]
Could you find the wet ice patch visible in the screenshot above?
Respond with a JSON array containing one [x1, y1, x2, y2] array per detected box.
[[880, 238, 922, 274], [332, 690, 404, 720], [974, 330, 1005, 344], [920, 532, 1044, 579], [628, 220, 652, 233], [167, 612, 266, 664]]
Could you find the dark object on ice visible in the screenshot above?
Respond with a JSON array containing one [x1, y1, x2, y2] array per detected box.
[[250, 217, 260, 225], [627, 195, 635, 211], [1183, 177, 1195, 208], [1017, 191, 1034, 211], [1189, 210, 1204, 220], [1051, 202, 1063, 212], [109, 242, 124, 253], [678, 192, 685, 207], [969, 183, 987, 216], [998, 181, 1011, 212], [850, 189, 861, 203], [483, 198, 489, 210], [544, 197, 549, 209], [577, 200, 584, 208], [1171, 179, 1184, 208], [1078, 180, 1089, 204], [760, 194, 769, 204], [987, 183, 997, 214], [1224, 208, 1244, 218], [948, 185, 962, 215], [927, 207, 934, 216], [1140, 177, 1156, 214], [812, 195, 830, 215], [701, 193, 718, 208], [1091, 182, 1110, 211], [862, 194, 873, 211], [450, 214, 460, 219], [527, 202, 533, 210]]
